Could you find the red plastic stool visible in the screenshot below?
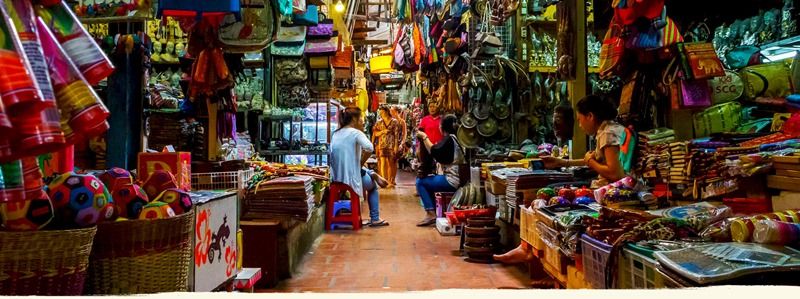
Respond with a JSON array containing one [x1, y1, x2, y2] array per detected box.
[[325, 182, 362, 231]]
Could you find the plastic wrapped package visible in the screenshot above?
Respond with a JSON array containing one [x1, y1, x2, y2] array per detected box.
[[0, 160, 24, 203], [700, 217, 734, 242], [20, 156, 44, 200], [3, 0, 64, 154], [730, 210, 800, 242], [752, 219, 800, 245], [0, 1, 45, 113], [33, 1, 114, 85], [36, 16, 108, 140], [685, 205, 733, 232]]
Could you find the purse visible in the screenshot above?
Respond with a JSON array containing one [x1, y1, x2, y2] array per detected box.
[[307, 13, 333, 38], [678, 42, 725, 80], [271, 25, 306, 56], [599, 21, 625, 79], [693, 102, 743, 137], [291, 4, 318, 26], [678, 78, 713, 109], [370, 55, 393, 74], [740, 61, 793, 100], [274, 58, 308, 84], [308, 56, 330, 69], [305, 35, 337, 56], [708, 70, 744, 103], [278, 84, 310, 108], [218, 0, 277, 53], [332, 38, 353, 69]]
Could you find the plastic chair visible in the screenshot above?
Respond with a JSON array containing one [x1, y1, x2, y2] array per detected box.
[[325, 182, 361, 231]]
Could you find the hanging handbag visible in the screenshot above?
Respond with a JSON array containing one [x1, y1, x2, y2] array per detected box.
[[307, 13, 333, 38], [599, 20, 625, 79], [278, 84, 310, 108], [677, 42, 726, 80], [305, 37, 337, 56], [291, 4, 318, 26], [271, 25, 306, 56], [740, 61, 793, 100], [275, 0, 293, 16], [218, 0, 277, 53], [308, 56, 330, 69], [332, 36, 353, 69], [308, 69, 331, 90], [370, 55, 393, 74], [291, 0, 306, 14], [678, 78, 713, 109], [693, 102, 742, 137], [275, 58, 308, 84]]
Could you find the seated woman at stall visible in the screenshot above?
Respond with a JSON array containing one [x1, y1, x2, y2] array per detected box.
[[494, 94, 633, 263], [330, 107, 389, 227], [414, 114, 464, 226]]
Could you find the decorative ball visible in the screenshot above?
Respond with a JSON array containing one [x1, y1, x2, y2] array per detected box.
[[536, 187, 556, 200], [138, 201, 176, 220], [574, 196, 595, 205], [558, 188, 576, 201], [0, 193, 55, 231], [142, 170, 178, 199], [548, 196, 570, 206], [113, 183, 150, 219], [575, 186, 593, 199], [603, 187, 635, 203], [99, 167, 133, 193], [47, 172, 115, 227], [154, 188, 193, 215]]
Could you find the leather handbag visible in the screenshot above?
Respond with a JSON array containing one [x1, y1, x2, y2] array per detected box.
[[218, 0, 277, 53], [291, 4, 318, 26], [740, 61, 793, 100], [274, 58, 308, 84], [307, 13, 333, 38], [274, 25, 305, 45], [678, 42, 725, 80]]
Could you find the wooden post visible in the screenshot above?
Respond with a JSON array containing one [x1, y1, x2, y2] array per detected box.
[[569, 0, 588, 159]]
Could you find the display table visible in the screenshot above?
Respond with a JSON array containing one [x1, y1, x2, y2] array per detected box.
[[189, 190, 240, 292]]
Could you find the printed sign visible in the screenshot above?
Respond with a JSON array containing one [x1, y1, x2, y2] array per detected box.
[[191, 191, 239, 291]]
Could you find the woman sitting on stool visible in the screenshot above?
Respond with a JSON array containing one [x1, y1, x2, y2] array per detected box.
[[414, 114, 465, 226]]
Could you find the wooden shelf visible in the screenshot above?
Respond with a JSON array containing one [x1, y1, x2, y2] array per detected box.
[[79, 16, 150, 24], [259, 150, 329, 156]]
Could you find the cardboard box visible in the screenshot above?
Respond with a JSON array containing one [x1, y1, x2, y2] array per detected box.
[[436, 218, 461, 236], [772, 191, 800, 211], [138, 151, 192, 191]]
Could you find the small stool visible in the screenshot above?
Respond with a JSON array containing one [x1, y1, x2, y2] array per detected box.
[[325, 182, 362, 231]]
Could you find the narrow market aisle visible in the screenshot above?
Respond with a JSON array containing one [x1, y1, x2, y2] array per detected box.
[[267, 171, 530, 292]]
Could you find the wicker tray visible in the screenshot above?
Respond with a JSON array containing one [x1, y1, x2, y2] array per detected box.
[[0, 227, 97, 295], [85, 211, 194, 294]]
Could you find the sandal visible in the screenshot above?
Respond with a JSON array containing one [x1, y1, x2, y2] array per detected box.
[[369, 220, 389, 227], [416, 217, 437, 227]]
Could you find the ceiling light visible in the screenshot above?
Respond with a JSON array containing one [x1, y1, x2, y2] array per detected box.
[[335, 0, 345, 13]]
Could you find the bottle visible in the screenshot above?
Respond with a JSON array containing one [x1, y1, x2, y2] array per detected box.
[[521, 43, 528, 61], [522, 0, 528, 15]]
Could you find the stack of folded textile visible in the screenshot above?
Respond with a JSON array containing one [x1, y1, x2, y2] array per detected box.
[[243, 175, 316, 221], [638, 128, 675, 179]]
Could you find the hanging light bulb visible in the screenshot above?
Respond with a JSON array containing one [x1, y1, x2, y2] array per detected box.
[[335, 0, 345, 12]]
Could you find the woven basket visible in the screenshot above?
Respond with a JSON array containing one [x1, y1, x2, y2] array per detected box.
[[0, 227, 97, 295], [85, 211, 194, 294]]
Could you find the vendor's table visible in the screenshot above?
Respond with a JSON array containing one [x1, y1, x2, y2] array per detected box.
[[189, 190, 240, 292]]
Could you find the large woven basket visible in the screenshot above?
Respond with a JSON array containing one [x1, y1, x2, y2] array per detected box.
[[85, 211, 194, 294], [0, 227, 97, 295]]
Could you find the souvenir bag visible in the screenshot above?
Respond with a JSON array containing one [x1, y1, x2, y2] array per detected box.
[[740, 61, 793, 100], [271, 25, 306, 56], [677, 42, 726, 80], [305, 31, 337, 56], [725, 46, 761, 70], [292, 0, 306, 14], [693, 102, 743, 137], [292, 4, 318, 26], [308, 56, 330, 69], [332, 36, 354, 70], [274, 58, 308, 84], [678, 78, 713, 108], [599, 19, 625, 79], [279, 84, 310, 108], [370, 55, 393, 74], [309, 69, 331, 90], [613, 0, 665, 26], [709, 71, 745, 103], [219, 0, 278, 53], [307, 13, 333, 38], [276, 0, 293, 16]]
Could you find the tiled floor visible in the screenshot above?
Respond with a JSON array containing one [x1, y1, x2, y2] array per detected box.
[[262, 171, 530, 292]]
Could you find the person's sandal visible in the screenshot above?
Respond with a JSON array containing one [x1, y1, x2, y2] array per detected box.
[[416, 217, 436, 227], [369, 219, 389, 227]]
